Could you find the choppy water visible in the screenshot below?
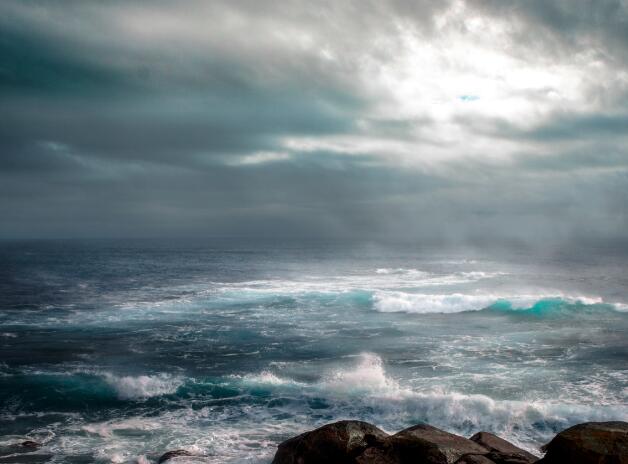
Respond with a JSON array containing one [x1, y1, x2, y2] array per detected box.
[[1, 239, 627, 463]]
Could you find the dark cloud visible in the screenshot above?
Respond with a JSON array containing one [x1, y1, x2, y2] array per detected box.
[[0, 0, 627, 246], [457, 111, 628, 144], [526, 113, 628, 141], [471, 0, 628, 61]]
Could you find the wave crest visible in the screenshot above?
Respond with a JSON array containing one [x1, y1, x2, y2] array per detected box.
[[372, 291, 505, 314], [103, 373, 183, 400], [371, 291, 617, 315], [321, 353, 401, 395], [240, 353, 628, 449]]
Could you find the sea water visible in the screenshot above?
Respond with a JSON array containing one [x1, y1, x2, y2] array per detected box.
[[1, 239, 627, 463]]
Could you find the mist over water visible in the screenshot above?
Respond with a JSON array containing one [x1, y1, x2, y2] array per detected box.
[[1, 239, 627, 463]]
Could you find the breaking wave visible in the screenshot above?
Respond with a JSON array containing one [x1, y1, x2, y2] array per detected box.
[[0, 370, 185, 410], [102, 373, 183, 400], [236, 353, 628, 450], [371, 291, 621, 315]]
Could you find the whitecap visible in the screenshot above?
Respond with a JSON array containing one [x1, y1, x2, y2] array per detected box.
[[320, 353, 402, 396], [371, 291, 617, 314], [102, 373, 183, 400], [238, 353, 628, 451], [234, 371, 306, 387], [372, 291, 513, 313]]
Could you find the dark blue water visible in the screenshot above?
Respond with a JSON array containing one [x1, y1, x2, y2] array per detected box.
[[1, 239, 627, 463]]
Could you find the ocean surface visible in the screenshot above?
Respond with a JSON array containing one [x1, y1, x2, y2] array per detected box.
[[1, 239, 627, 463]]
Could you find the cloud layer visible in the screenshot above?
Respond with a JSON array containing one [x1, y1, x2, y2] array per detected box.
[[1, 0, 627, 244]]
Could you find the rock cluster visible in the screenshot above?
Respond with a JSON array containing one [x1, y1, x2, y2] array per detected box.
[[271, 420, 628, 464]]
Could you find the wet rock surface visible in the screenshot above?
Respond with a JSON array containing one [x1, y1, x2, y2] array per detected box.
[[470, 432, 536, 463], [537, 421, 628, 464], [271, 420, 389, 463], [378, 424, 490, 464], [272, 420, 628, 464]]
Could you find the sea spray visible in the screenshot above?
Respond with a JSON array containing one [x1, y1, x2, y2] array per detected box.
[[102, 373, 184, 400]]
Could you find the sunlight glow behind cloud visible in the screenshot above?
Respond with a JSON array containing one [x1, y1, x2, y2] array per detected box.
[[0, 0, 627, 242]]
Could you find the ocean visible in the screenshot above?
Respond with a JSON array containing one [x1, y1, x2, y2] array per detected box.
[[1, 239, 627, 463]]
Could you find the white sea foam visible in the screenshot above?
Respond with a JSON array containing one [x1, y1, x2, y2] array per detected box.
[[210, 268, 503, 299], [376, 389, 628, 452], [36, 353, 628, 463], [372, 291, 523, 313], [240, 353, 628, 451], [236, 370, 306, 387], [101, 267, 523, 317], [371, 291, 611, 314], [83, 418, 162, 438], [611, 301, 628, 312], [375, 268, 428, 276], [321, 353, 402, 395], [103, 373, 183, 400]]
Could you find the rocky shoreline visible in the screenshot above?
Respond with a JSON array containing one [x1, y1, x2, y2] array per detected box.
[[1, 421, 626, 463], [270, 420, 628, 464]]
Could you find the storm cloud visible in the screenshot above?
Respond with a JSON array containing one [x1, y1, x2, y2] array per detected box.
[[1, 0, 627, 245]]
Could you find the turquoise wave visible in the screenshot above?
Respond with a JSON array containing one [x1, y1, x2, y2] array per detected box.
[[484, 298, 620, 317]]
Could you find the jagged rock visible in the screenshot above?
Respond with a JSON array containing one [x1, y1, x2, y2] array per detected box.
[[381, 424, 489, 464], [157, 449, 194, 463], [469, 432, 536, 463], [537, 421, 628, 464], [272, 420, 389, 464]]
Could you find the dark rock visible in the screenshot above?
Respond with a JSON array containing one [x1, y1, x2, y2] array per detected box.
[[356, 447, 399, 464], [537, 421, 628, 464], [272, 420, 389, 464], [485, 452, 535, 464], [157, 449, 194, 463], [456, 455, 495, 464], [19, 442, 41, 450], [469, 432, 536, 463], [383, 424, 489, 464]]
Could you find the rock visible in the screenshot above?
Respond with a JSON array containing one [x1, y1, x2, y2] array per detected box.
[[20, 441, 41, 450], [456, 455, 495, 464], [537, 421, 628, 464], [157, 450, 194, 463], [272, 420, 389, 464], [272, 420, 628, 464], [485, 452, 535, 464], [469, 432, 536, 463], [356, 446, 399, 464], [383, 424, 489, 464]]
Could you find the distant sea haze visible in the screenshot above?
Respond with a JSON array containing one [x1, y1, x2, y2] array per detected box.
[[0, 239, 627, 462]]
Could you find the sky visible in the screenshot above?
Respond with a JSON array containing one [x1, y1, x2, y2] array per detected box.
[[1, 0, 627, 245]]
